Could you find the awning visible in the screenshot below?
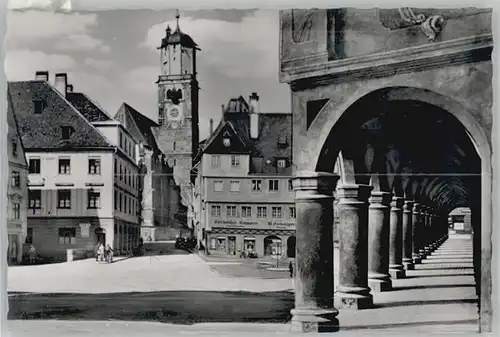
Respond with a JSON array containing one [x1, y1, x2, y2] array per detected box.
[[244, 237, 255, 240], [217, 236, 226, 240]]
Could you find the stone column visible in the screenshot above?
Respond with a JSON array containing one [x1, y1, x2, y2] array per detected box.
[[423, 208, 433, 255], [290, 171, 340, 333], [418, 206, 428, 260], [368, 191, 392, 292], [335, 184, 373, 309], [412, 202, 422, 264], [389, 196, 405, 279], [402, 200, 414, 270]]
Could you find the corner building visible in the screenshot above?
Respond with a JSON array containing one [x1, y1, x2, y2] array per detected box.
[[194, 95, 296, 258]]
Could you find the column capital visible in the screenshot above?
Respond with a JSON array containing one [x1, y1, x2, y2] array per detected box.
[[403, 200, 414, 213], [390, 196, 404, 210], [293, 171, 339, 200], [412, 202, 421, 214], [337, 184, 372, 204], [369, 191, 392, 207]]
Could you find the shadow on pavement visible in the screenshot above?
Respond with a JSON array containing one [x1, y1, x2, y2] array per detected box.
[[390, 283, 475, 291], [8, 290, 294, 325], [338, 319, 478, 331], [372, 298, 477, 309]]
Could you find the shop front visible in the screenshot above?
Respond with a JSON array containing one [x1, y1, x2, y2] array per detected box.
[[206, 227, 295, 258]]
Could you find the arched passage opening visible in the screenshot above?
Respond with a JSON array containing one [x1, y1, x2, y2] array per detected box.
[[287, 236, 296, 258], [296, 86, 491, 332], [264, 235, 282, 256]]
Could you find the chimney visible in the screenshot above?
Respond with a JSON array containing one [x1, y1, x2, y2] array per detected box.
[[35, 71, 49, 81], [209, 118, 214, 136], [250, 92, 260, 139], [66, 84, 74, 93], [54, 73, 68, 97], [249, 92, 260, 114], [221, 104, 225, 121]]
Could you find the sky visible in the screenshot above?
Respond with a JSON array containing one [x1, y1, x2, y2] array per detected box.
[[5, 7, 290, 140]]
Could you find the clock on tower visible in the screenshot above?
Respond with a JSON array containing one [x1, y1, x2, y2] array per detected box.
[[155, 10, 200, 185]]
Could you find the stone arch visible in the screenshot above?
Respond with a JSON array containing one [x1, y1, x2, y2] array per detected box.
[[312, 85, 492, 331], [263, 235, 282, 256]]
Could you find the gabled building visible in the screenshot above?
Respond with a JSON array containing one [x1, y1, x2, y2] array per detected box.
[[8, 71, 142, 260], [193, 93, 296, 258], [7, 96, 29, 264], [114, 102, 189, 240]]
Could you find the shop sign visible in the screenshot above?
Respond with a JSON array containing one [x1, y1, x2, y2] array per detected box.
[[214, 219, 259, 227], [268, 221, 295, 229]]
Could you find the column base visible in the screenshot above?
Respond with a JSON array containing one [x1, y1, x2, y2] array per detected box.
[[290, 308, 339, 333], [334, 292, 373, 310], [368, 278, 392, 292], [418, 250, 427, 259], [413, 255, 422, 264], [402, 258, 414, 270], [389, 267, 406, 279]]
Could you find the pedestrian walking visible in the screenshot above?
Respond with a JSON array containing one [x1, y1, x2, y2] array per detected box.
[[289, 260, 294, 278], [29, 245, 36, 265]]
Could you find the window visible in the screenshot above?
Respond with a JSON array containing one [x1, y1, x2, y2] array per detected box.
[[129, 198, 132, 215], [119, 164, 123, 181], [34, 100, 44, 114], [242, 206, 252, 218], [231, 155, 240, 167], [11, 171, 20, 188], [251, 179, 262, 191], [123, 194, 127, 213], [211, 205, 221, 217], [289, 206, 296, 219], [61, 126, 74, 140], [278, 133, 288, 147], [272, 206, 282, 219], [58, 158, 71, 174], [269, 180, 279, 192], [213, 180, 223, 192], [57, 189, 71, 209], [28, 190, 42, 209], [227, 205, 237, 217], [288, 179, 293, 191], [119, 192, 123, 212], [211, 155, 220, 168], [229, 180, 240, 193], [11, 138, 18, 157], [277, 159, 287, 168], [257, 206, 267, 218], [58, 228, 76, 245], [114, 190, 118, 210], [114, 158, 117, 176], [29, 158, 41, 174], [173, 141, 176, 151], [119, 132, 123, 148], [88, 158, 101, 175], [13, 203, 20, 220], [223, 138, 231, 147], [87, 190, 100, 209]]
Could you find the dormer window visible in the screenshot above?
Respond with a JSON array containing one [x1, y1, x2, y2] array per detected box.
[[61, 126, 74, 140], [11, 138, 18, 157], [34, 100, 44, 114], [278, 133, 288, 148], [223, 138, 231, 147], [277, 159, 287, 168]]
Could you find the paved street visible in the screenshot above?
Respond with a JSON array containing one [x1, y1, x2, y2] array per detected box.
[[8, 234, 477, 334]]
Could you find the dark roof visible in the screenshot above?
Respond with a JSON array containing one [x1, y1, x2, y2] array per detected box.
[[115, 103, 160, 150], [196, 97, 293, 175], [8, 81, 114, 150], [66, 92, 112, 122], [159, 25, 200, 50]]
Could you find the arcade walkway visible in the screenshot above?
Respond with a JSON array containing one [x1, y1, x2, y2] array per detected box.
[[335, 233, 478, 332]]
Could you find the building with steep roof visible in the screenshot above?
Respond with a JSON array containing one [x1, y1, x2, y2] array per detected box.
[[8, 72, 142, 260], [192, 93, 297, 259], [7, 95, 29, 264], [114, 102, 189, 240]]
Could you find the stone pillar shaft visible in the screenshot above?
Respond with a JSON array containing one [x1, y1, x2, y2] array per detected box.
[[412, 202, 422, 264], [402, 200, 414, 270], [418, 206, 428, 259], [368, 191, 392, 292], [335, 184, 373, 309], [290, 171, 340, 333], [389, 196, 405, 279]]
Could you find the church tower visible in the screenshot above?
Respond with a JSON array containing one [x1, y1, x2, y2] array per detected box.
[[156, 11, 200, 209]]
